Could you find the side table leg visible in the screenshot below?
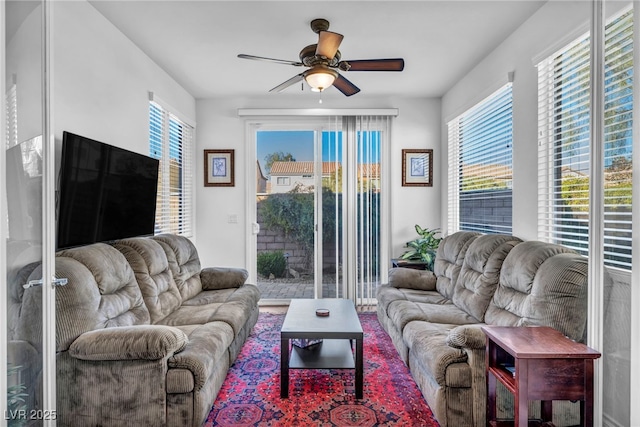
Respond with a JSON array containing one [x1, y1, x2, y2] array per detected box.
[[355, 337, 363, 399], [516, 360, 529, 427], [281, 338, 289, 398], [487, 370, 497, 425]]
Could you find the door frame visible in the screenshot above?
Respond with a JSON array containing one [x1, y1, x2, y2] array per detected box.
[[241, 110, 395, 304]]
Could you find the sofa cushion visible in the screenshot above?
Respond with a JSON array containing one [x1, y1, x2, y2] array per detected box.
[[403, 321, 469, 387], [377, 285, 450, 315], [51, 244, 150, 352], [434, 231, 480, 299], [388, 267, 437, 291], [152, 234, 204, 301], [168, 321, 235, 392], [388, 300, 479, 332], [113, 238, 183, 324], [452, 235, 522, 322], [485, 241, 588, 341]]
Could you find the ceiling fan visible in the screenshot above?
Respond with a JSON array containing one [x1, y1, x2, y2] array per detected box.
[[238, 18, 404, 97]]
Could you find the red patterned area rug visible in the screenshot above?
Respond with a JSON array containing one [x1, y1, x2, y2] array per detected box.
[[204, 312, 440, 426]]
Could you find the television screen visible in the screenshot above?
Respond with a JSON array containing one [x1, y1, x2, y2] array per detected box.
[[57, 131, 159, 249]]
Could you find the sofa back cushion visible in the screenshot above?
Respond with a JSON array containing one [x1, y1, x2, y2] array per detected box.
[[434, 231, 480, 299], [113, 237, 183, 324], [152, 234, 203, 301], [452, 234, 522, 321], [51, 243, 150, 352], [485, 240, 589, 342]]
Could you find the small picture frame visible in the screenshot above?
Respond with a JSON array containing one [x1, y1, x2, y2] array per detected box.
[[402, 149, 433, 187], [204, 149, 234, 187]]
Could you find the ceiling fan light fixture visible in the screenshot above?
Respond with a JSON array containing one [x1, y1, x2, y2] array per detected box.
[[304, 66, 338, 92]]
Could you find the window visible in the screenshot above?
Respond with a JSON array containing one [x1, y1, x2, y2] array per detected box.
[[447, 83, 513, 235], [537, 9, 633, 270], [6, 81, 17, 149], [149, 100, 194, 237], [276, 177, 290, 186]]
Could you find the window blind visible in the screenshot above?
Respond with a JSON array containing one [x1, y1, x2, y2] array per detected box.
[[149, 101, 194, 237], [537, 8, 633, 270], [447, 84, 513, 235], [6, 83, 18, 149]]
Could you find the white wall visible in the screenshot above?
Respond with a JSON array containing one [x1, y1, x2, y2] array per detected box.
[[50, 1, 195, 157], [441, 0, 592, 241], [195, 95, 440, 268]]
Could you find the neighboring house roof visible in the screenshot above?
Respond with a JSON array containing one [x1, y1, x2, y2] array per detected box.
[[358, 163, 380, 178], [270, 161, 338, 176], [270, 161, 380, 178]]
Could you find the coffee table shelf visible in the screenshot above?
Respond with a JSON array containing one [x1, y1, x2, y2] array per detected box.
[[290, 339, 355, 370]]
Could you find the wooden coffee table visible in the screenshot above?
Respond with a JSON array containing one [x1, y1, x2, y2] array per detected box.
[[280, 299, 364, 399]]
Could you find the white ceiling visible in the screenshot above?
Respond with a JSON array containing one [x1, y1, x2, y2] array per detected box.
[[87, 1, 546, 100]]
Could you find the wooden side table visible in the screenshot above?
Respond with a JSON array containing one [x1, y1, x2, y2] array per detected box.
[[482, 326, 601, 427]]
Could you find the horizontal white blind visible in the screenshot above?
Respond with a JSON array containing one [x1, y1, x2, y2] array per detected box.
[[6, 83, 18, 149], [149, 101, 193, 237], [447, 84, 513, 235], [537, 8, 633, 269]]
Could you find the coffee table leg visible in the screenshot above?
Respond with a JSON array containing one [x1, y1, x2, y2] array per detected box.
[[281, 338, 289, 398], [355, 337, 363, 399]]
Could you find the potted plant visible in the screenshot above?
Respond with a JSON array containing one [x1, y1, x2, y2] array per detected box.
[[399, 225, 442, 271]]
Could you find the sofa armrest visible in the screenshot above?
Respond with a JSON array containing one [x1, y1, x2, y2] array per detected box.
[[69, 325, 188, 361], [446, 324, 487, 350], [200, 267, 248, 290], [388, 267, 437, 291]]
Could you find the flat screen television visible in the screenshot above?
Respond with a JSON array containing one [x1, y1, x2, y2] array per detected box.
[[57, 131, 159, 249]]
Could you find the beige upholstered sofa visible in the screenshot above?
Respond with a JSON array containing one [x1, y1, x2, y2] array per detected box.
[[12, 234, 260, 427], [377, 231, 589, 427]]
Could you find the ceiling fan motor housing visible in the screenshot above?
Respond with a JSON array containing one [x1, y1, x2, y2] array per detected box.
[[310, 18, 330, 33]]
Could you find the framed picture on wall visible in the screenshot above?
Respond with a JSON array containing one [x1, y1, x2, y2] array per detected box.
[[204, 149, 234, 187], [402, 149, 433, 187]]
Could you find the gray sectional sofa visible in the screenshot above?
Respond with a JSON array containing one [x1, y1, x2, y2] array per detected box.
[[12, 233, 260, 427], [377, 231, 590, 427]]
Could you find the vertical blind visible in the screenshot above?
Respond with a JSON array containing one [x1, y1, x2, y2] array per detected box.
[[149, 101, 194, 237], [447, 83, 513, 235], [537, 8, 633, 270], [325, 115, 389, 307]]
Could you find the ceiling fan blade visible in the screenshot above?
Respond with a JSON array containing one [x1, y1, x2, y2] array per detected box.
[[316, 31, 344, 60], [269, 73, 305, 93], [238, 54, 303, 67], [341, 58, 405, 72], [332, 74, 360, 97]]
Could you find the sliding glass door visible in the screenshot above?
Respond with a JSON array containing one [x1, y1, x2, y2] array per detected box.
[[249, 116, 388, 305]]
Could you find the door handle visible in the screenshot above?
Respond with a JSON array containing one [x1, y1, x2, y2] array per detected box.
[[23, 277, 68, 289], [252, 222, 260, 235]]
